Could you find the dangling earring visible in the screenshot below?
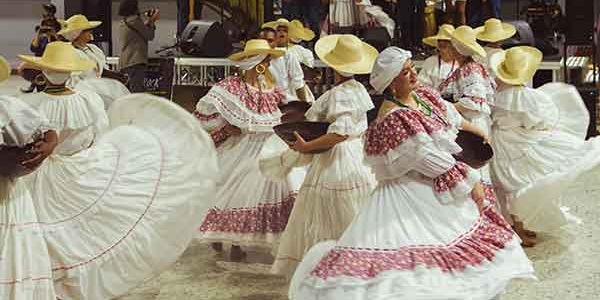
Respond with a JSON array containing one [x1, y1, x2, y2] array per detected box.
[[255, 64, 266, 74], [33, 73, 47, 87]]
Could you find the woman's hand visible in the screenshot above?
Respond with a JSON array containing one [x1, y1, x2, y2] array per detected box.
[[471, 182, 486, 212], [223, 124, 242, 136], [21, 130, 58, 170], [289, 132, 312, 153]]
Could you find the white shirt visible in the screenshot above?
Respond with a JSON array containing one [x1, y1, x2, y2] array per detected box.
[[269, 50, 305, 103], [287, 44, 315, 68], [417, 55, 458, 91]]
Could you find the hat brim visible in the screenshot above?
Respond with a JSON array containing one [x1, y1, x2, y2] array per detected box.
[[262, 20, 290, 30], [489, 47, 542, 85], [0, 56, 10, 83], [476, 24, 516, 42], [57, 21, 102, 36], [290, 27, 315, 42], [17, 54, 95, 72], [228, 48, 285, 62], [423, 35, 451, 47], [453, 34, 487, 58], [315, 35, 378, 75]]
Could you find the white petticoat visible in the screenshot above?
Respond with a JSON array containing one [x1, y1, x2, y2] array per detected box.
[[24, 94, 218, 300], [74, 78, 130, 111]]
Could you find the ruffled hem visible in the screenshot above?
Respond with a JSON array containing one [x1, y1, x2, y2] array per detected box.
[[0, 95, 52, 147], [434, 162, 481, 204], [457, 96, 492, 115]]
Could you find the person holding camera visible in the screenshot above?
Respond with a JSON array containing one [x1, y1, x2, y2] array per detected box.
[[118, 0, 159, 93]]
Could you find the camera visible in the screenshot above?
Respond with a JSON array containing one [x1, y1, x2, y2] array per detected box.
[[145, 8, 158, 18]]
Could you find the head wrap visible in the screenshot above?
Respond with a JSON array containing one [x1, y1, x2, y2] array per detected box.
[[451, 37, 474, 57], [236, 54, 268, 71], [42, 70, 71, 84], [369, 47, 412, 94], [61, 29, 83, 42]]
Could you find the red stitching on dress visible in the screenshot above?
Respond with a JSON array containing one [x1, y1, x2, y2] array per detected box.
[[438, 61, 491, 92], [209, 126, 230, 147], [205, 92, 281, 127], [0, 276, 53, 285], [301, 182, 372, 192], [193, 111, 219, 121], [215, 77, 284, 114], [433, 162, 470, 193]]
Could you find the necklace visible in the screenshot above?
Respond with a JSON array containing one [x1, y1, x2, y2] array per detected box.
[[43, 85, 69, 94], [389, 93, 432, 116]]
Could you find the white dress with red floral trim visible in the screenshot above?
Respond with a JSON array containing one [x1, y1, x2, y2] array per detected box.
[[194, 76, 299, 250], [417, 55, 459, 91], [439, 61, 496, 184], [491, 83, 600, 232], [22, 91, 218, 300], [269, 79, 376, 278], [0, 95, 56, 300], [288, 87, 535, 300]]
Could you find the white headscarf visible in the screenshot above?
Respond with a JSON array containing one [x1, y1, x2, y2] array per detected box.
[[42, 70, 71, 85], [61, 29, 83, 42], [236, 54, 268, 71], [451, 37, 474, 57], [369, 47, 412, 94]]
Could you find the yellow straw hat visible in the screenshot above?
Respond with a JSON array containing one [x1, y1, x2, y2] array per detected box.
[[288, 20, 315, 42], [262, 18, 290, 30], [18, 41, 95, 72], [489, 46, 542, 85], [228, 39, 285, 61], [57, 14, 102, 36], [315, 34, 378, 75], [450, 26, 487, 58], [423, 24, 455, 47], [0, 56, 10, 83], [475, 18, 516, 43]]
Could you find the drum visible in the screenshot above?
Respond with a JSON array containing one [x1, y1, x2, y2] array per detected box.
[[273, 121, 331, 154], [454, 130, 494, 169]]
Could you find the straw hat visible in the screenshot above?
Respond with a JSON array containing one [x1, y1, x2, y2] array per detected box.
[[228, 39, 285, 61], [0, 56, 10, 83], [450, 26, 486, 58], [489, 46, 542, 85], [475, 18, 516, 43], [423, 24, 455, 47], [315, 34, 378, 75], [262, 18, 290, 30], [18, 41, 95, 72], [288, 20, 315, 42], [57, 14, 102, 36]]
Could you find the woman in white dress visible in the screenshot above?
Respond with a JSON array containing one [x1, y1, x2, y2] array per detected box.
[[438, 25, 496, 185], [269, 34, 376, 277], [419, 24, 459, 90], [489, 46, 600, 246], [19, 41, 219, 300], [0, 55, 57, 300], [194, 40, 299, 261], [323, 0, 394, 38], [474, 18, 516, 76], [58, 14, 130, 109], [289, 46, 535, 300]]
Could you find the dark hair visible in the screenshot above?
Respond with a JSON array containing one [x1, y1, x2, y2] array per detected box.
[[118, 0, 139, 17]]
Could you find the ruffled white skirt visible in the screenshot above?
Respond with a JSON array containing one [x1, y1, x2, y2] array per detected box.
[[0, 178, 56, 300], [289, 175, 535, 300], [197, 132, 299, 250], [24, 94, 218, 300], [74, 78, 130, 111]]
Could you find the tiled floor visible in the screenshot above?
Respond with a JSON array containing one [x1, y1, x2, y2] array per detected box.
[[3, 77, 599, 300]]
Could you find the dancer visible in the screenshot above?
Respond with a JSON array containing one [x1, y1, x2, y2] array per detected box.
[[489, 46, 600, 246], [286, 20, 317, 102], [58, 14, 130, 109], [270, 34, 376, 277], [194, 39, 298, 261], [419, 24, 459, 90], [19, 41, 219, 299], [439, 25, 496, 184], [475, 18, 516, 75], [289, 46, 535, 300], [0, 55, 57, 300], [323, 0, 394, 39]]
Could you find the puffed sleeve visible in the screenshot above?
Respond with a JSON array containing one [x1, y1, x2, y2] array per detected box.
[[316, 81, 374, 137], [286, 53, 305, 91], [417, 56, 437, 88], [0, 95, 53, 147], [444, 100, 464, 129]]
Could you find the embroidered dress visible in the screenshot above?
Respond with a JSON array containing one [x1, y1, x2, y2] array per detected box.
[[475, 46, 504, 78], [439, 61, 496, 183], [70, 43, 130, 110], [195, 76, 299, 250], [22, 91, 218, 300], [267, 79, 376, 278], [491, 83, 600, 232], [0, 95, 56, 300], [324, 0, 394, 38], [288, 86, 535, 300], [417, 55, 458, 91]]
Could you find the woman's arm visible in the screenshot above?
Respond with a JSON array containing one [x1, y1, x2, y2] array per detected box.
[[289, 132, 347, 153]]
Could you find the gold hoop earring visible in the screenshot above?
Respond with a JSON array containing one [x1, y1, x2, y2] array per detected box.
[[255, 64, 266, 74], [33, 73, 47, 87]]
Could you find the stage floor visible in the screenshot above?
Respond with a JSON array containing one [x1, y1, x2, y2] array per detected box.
[[2, 77, 599, 300]]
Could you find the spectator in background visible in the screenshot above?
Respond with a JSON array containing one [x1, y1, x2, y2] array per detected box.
[[282, 0, 321, 39], [118, 0, 160, 93], [467, 0, 501, 27], [176, 0, 190, 39]]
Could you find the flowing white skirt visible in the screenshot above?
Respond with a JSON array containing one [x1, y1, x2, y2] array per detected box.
[[289, 175, 535, 300], [197, 132, 299, 250], [0, 178, 56, 300], [491, 84, 600, 232], [75, 78, 130, 111], [25, 94, 218, 300]]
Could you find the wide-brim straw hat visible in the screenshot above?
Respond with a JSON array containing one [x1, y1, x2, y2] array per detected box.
[[262, 18, 290, 30], [228, 39, 285, 61], [57, 14, 102, 36], [423, 24, 455, 47], [315, 34, 378, 75], [18, 41, 95, 72], [0, 56, 10, 83], [475, 18, 516, 43], [288, 20, 315, 42], [450, 26, 487, 58], [489, 46, 542, 85]]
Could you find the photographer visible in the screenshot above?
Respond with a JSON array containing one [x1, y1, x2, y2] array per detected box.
[[118, 0, 159, 93]]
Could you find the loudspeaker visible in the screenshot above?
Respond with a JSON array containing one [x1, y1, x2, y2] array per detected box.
[[565, 0, 595, 44], [180, 21, 233, 57]]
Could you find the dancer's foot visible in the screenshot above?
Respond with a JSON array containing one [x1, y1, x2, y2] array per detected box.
[[211, 242, 223, 252], [230, 245, 247, 262], [524, 229, 537, 238], [513, 221, 537, 247]]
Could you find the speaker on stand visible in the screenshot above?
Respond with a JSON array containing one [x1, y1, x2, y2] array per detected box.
[[179, 20, 233, 57]]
